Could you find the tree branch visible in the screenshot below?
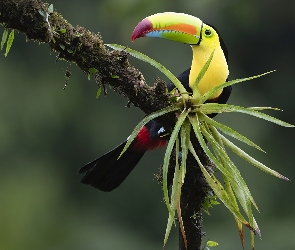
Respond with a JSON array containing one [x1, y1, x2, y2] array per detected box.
[[0, 1, 211, 249], [0, 0, 172, 119]]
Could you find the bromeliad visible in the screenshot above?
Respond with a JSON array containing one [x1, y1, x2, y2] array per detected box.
[[79, 12, 232, 191]]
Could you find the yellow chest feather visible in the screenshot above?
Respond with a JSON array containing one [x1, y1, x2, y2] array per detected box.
[[189, 45, 229, 99]]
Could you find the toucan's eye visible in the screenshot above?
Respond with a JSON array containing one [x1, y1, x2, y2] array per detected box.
[[157, 127, 169, 138], [204, 29, 212, 37], [157, 127, 165, 135]]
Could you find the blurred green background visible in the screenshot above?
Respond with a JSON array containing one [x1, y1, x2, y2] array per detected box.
[[1, 0, 294, 249]]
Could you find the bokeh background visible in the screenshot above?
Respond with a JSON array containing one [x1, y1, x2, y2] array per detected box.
[[1, 0, 294, 249]]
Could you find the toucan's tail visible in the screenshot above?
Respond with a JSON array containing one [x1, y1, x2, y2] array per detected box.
[[78, 141, 145, 192]]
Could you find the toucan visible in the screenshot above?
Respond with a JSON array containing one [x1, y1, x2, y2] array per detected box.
[[79, 12, 232, 191]]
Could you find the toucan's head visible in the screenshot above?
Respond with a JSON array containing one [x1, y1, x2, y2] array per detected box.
[[132, 12, 222, 50], [132, 12, 229, 99]]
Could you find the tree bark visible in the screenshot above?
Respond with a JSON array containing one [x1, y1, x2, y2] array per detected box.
[[0, 1, 211, 249], [179, 151, 209, 250]]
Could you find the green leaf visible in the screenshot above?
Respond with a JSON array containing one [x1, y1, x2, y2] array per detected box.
[[164, 138, 181, 246], [198, 163, 249, 226], [221, 134, 289, 180], [59, 28, 67, 33], [1, 28, 8, 50], [106, 44, 188, 96], [223, 175, 239, 214], [4, 30, 14, 57], [251, 230, 255, 250], [189, 115, 227, 174], [38, 9, 46, 18], [180, 119, 191, 183], [199, 103, 295, 127], [88, 68, 98, 74], [59, 44, 65, 50], [188, 116, 250, 226], [202, 193, 220, 215], [253, 216, 261, 238], [200, 122, 275, 245], [119, 104, 180, 159], [207, 240, 219, 247], [162, 109, 189, 215], [48, 4, 54, 13], [224, 174, 245, 247], [247, 106, 280, 111], [201, 123, 259, 213], [199, 113, 264, 152], [96, 87, 102, 98], [87, 68, 98, 80], [200, 71, 275, 103]]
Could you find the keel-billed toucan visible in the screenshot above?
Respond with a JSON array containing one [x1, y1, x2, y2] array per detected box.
[[79, 12, 232, 191]]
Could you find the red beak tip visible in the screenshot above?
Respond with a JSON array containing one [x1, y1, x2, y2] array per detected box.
[[131, 35, 136, 42], [131, 18, 152, 42]]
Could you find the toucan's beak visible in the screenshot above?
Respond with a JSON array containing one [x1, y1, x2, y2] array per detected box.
[[132, 12, 203, 45]]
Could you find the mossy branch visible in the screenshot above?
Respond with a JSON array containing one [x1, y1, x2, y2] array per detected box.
[[0, 0, 173, 119]]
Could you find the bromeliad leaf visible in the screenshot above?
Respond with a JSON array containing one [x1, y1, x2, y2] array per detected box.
[[190, 115, 238, 183], [199, 163, 249, 226], [201, 123, 259, 212], [199, 112, 264, 152], [221, 134, 289, 180], [162, 109, 189, 215], [191, 114, 264, 237], [223, 174, 246, 247], [164, 138, 180, 246], [180, 119, 191, 183], [162, 110, 189, 247], [1, 28, 8, 51], [188, 115, 252, 225], [200, 71, 275, 103], [106, 44, 188, 95], [4, 29, 14, 57], [199, 104, 295, 127]]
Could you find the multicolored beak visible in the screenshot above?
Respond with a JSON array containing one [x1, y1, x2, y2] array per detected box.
[[132, 12, 203, 45]]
